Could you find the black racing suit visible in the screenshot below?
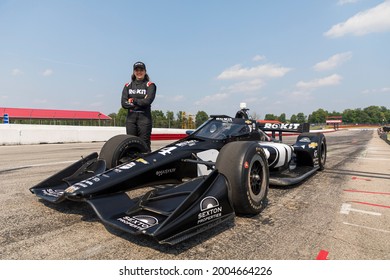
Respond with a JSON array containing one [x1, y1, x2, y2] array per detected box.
[[121, 79, 156, 151]]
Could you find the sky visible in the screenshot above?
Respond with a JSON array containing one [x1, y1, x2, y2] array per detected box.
[[0, 0, 389, 119]]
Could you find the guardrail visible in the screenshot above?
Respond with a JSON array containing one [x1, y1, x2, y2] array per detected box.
[[0, 124, 340, 145], [0, 124, 187, 145]]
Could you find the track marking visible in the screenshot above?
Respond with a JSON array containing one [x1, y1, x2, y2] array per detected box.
[[0, 161, 76, 173], [340, 203, 381, 216], [350, 201, 390, 209], [316, 250, 329, 260], [330, 155, 390, 161], [344, 189, 390, 196], [351, 176, 371, 181], [343, 222, 390, 233]]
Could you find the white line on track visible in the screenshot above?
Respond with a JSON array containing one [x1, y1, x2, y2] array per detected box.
[[340, 203, 381, 216], [329, 155, 390, 161], [343, 222, 390, 233], [0, 161, 76, 173]]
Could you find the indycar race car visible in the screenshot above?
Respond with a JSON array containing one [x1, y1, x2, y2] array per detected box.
[[30, 111, 326, 244]]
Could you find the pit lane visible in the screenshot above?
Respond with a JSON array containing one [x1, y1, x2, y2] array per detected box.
[[1, 129, 390, 260]]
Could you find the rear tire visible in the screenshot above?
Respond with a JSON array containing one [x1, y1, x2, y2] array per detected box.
[[318, 134, 327, 171], [216, 141, 269, 215], [99, 135, 149, 169]]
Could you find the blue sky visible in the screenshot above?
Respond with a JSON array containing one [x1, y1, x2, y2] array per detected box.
[[1, 0, 389, 118]]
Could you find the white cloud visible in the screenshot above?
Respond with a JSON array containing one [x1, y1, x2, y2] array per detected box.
[[195, 93, 229, 105], [337, 0, 358, 6], [172, 95, 184, 102], [253, 55, 266, 62], [227, 79, 265, 93], [217, 64, 291, 80], [42, 69, 53, 76], [362, 87, 390, 94], [325, 1, 390, 37], [314, 52, 352, 71], [296, 74, 343, 90], [11, 68, 23, 76]]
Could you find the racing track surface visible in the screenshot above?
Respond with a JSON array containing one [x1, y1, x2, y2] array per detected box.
[[1, 129, 390, 260]]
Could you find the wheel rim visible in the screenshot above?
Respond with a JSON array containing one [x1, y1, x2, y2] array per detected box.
[[320, 142, 326, 165], [117, 147, 141, 165], [248, 155, 266, 201]]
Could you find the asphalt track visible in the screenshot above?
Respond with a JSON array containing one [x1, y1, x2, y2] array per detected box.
[[1, 129, 390, 260]]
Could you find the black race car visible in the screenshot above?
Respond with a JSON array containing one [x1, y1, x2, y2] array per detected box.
[[30, 112, 326, 245]]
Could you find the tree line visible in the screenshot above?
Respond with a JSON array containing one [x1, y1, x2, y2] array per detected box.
[[107, 105, 389, 128], [263, 105, 390, 124], [109, 108, 209, 128]]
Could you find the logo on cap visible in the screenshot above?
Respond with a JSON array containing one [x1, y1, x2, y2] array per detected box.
[[133, 62, 146, 70]]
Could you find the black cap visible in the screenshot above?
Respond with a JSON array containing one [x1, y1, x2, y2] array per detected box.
[[133, 61, 146, 70]]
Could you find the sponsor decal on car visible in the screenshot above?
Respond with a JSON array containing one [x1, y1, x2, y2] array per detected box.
[[117, 215, 158, 231], [119, 162, 136, 170], [308, 142, 318, 149], [65, 186, 79, 193], [136, 158, 149, 164], [264, 123, 300, 130], [175, 140, 198, 147], [216, 117, 233, 122], [158, 146, 177, 156], [198, 196, 223, 224], [156, 168, 176, 176], [42, 189, 64, 198]]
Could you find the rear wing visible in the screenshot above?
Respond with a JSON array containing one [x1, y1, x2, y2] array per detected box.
[[258, 122, 310, 141]]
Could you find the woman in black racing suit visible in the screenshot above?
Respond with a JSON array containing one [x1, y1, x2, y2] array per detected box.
[[121, 61, 157, 151]]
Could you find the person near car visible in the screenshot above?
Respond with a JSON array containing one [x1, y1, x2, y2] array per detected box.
[[121, 61, 156, 151]]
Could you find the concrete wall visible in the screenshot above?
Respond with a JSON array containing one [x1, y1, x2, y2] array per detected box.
[[0, 124, 187, 145]]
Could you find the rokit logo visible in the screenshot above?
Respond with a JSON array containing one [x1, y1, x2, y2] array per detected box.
[[129, 89, 146, 95], [264, 123, 300, 130], [197, 196, 223, 224], [117, 215, 158, 231]]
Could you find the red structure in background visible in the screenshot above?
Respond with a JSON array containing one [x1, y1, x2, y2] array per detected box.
[[0, 107, 111, 124], [326, 116, 342, 130]]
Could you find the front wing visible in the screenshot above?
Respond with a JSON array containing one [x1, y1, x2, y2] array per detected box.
[[87, 170, 234, 245]]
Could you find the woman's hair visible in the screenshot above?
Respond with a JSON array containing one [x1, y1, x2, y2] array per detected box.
[[131, 73, 150, 81]]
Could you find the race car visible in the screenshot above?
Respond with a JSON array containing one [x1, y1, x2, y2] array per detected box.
[[30, 111, 326, 245]]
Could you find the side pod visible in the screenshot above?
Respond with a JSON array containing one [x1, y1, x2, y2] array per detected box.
[[87, 170, 235, 245]]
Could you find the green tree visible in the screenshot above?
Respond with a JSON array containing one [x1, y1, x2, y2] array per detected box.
[[116, 108, 127, 127], [195, 111, 209, 128], [309, 108, 328, 124], [278, 113, 286, 123], [342, 109, 358, 124], [296, 112, 306, 123], [264, 113, 277, 120], [290, 114, 298, 123], [152, 110, 167, 127], [166, 111, 175, 128]]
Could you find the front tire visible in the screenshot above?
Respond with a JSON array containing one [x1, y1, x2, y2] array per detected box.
[[318, 134, 327, 171], [99, 134, 149, 169], [216, 141, 269, 215]]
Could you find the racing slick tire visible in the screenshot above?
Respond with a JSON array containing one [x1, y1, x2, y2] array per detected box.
[[216, 141, 269, 215], [318, 134, 327, 171], [99, 134, 149, 169]]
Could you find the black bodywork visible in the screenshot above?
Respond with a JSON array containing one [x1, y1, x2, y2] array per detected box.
[[30, 115, 326, 244]]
